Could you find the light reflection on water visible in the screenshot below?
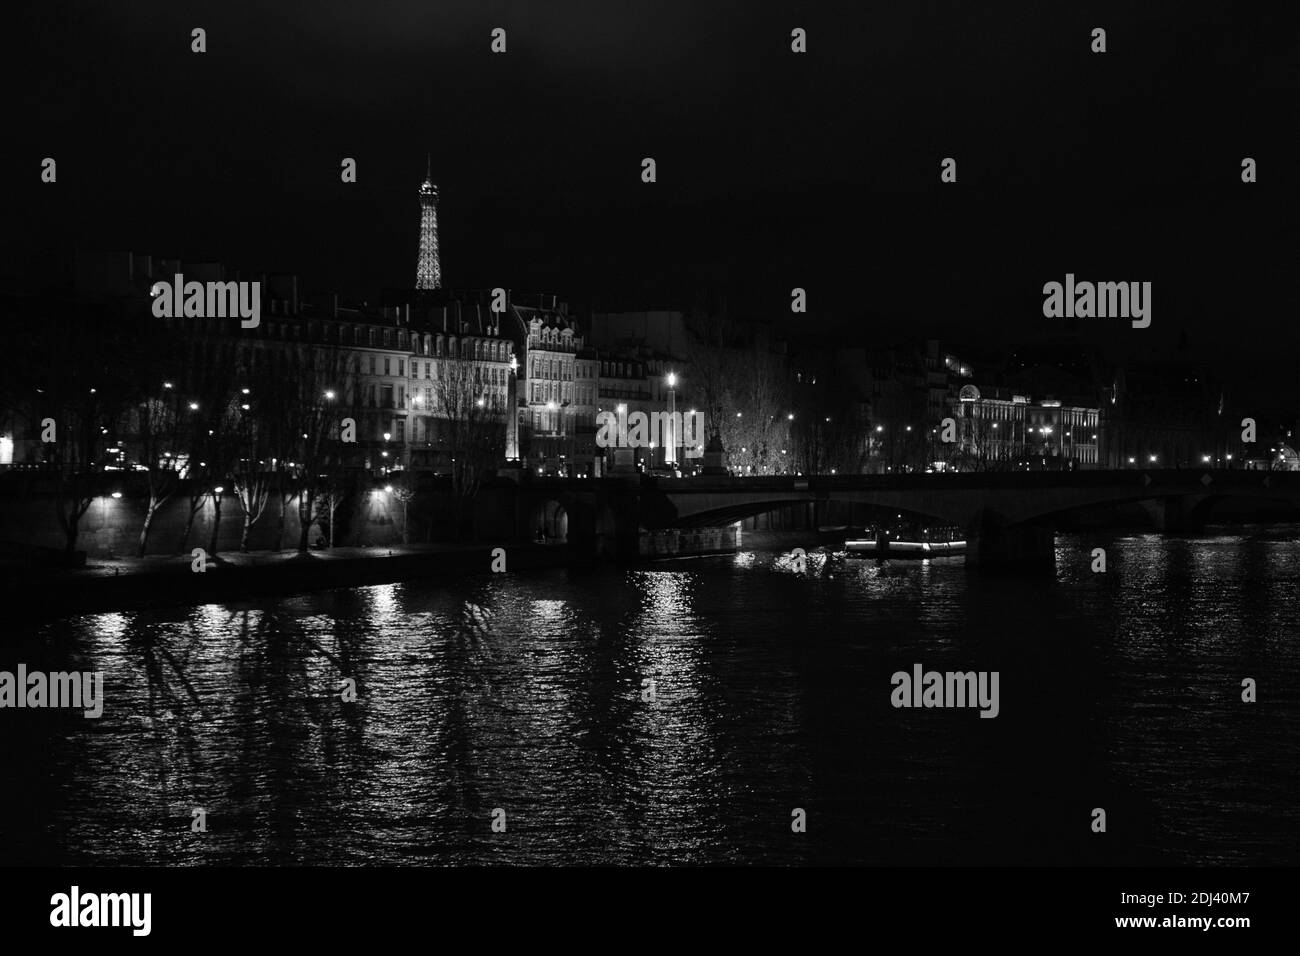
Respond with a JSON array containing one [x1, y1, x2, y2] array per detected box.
[[2, 528, 1298, 865]]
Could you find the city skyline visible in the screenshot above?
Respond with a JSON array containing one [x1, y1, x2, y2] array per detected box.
[[7, 2, 1297, 412]]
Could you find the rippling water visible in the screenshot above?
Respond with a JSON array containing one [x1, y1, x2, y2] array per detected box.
[[4, 529, 1299, 865]]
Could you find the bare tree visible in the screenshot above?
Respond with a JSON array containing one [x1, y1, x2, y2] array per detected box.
[[720, 345, 792, 476], [201, 397, 243, 556], [133, 386, 187, 555], [317, 470, 354, 548], [432, 358, 506, 540], [684, 309, 792, 475], [944, 408, 1019, 473], [229, 388, 277, 554], [288, 345, 352, 552], [683, 306, 739, 446], [29, 299, 146, 557], [390, 471, 417, 545], [175, 355, 241, 554], [792, 397, 861, 475]]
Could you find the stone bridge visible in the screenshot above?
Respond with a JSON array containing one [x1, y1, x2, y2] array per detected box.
[[513, 470, 1300, 569]]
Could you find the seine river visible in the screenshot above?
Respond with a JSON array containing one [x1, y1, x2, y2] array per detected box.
[[3, 529, 1298, 866]]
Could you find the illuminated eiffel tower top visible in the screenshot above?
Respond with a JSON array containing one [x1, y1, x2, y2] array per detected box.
[[415, 155, 441, 290]]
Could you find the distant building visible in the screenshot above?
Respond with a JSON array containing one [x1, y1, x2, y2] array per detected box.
[[944, 385, 1101, 470], [511, 294, 583, 475], [1102, 363, 1226, 468]]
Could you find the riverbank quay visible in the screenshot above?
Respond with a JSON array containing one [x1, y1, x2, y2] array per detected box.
[[2, 542, 575, 622]]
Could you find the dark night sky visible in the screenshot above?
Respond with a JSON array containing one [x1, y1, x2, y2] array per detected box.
[[6, 1, 1299, 408]]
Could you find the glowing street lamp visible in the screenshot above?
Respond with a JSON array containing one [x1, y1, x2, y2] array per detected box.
[[666, 372, 678, 467], [324, 390, 336, 400]]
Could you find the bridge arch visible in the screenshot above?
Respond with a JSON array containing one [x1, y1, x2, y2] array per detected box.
[[665, 497, 959, 531], [528, 498, 569, 542], [648, 472, 1300, 535]]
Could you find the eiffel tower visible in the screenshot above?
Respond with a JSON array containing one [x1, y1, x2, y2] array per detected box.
[[415, 155, 441, 290]]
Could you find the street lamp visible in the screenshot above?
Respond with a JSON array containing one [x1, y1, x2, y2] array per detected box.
[[324, 390, 336, 400], [666, 372, 678, 467]]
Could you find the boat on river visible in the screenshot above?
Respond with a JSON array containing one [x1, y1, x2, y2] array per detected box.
[[844, 538, 966, 558]]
